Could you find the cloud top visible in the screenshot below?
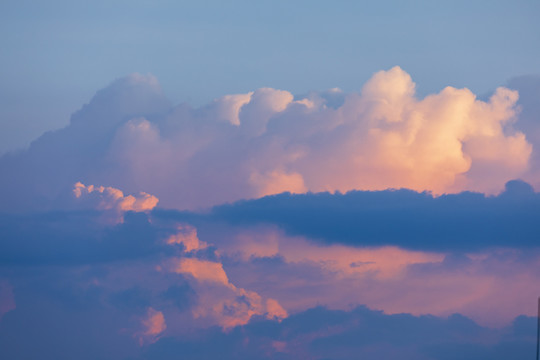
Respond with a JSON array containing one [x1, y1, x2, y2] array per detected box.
[[0, 67, 537, 211]]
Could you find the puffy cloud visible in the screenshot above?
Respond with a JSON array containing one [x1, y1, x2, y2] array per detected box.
[[166, 228, 287, 329], [0, 68, 535, 211], [73, 182, 158, 222]]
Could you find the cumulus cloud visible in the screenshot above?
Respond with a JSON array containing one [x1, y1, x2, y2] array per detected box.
[[164, 226, 287, 329], [74, 182, 158, 212], [1, 68, 540, 358], [0, 67, 536, 211], [73, 182, 158, 223]]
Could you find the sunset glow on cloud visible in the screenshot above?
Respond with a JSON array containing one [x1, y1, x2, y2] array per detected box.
[[1, 10, 540, 355], [1, 67, 538, 213]]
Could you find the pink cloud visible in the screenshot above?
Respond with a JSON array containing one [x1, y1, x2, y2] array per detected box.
[[166, 224, 208, 253], [172, 258, 230, 286], [170, 256, 288, 329], [73, 182, 158, 222], [1, 68, 536, 212], [138, 307, 166, 345], [211, 227, 540, 328]]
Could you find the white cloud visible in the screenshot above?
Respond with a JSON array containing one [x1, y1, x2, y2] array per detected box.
[[0, 68, 535, 211]]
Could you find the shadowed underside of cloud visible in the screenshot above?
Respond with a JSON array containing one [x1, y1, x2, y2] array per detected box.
[[1, 67, 539, 211], [195, 179, 540, 251], [0, 281, 536, 360], [0, 211, 174, 265], [143, 306, 536, 360]]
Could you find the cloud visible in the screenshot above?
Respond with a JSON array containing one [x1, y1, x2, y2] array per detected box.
[[206, 179, 540, 251], [1, 68, 540, 358], [189, 224, 540, 327], [0, 67, 536, 211], [166, 224, 207, 253], [506, 74, 540, 191], [138, 307, 167, 345], [143, 306, 537, 360], [167, 241, 287, 329], [172, 258, 229, 286], [73, 182, 158, 222], [0, 211, 173, 265]]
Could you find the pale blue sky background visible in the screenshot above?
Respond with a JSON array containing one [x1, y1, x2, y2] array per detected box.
[[1, 0, 539, 154]]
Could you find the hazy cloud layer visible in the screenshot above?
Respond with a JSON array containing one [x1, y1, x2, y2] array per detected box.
[[1, 68, 539, 211]]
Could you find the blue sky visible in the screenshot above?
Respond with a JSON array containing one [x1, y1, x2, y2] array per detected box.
[[1, 0, 539, 154]]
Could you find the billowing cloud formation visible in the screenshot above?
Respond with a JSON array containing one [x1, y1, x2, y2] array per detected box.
[[0, 67, 537, 211], [166, 228, 287, 329], [1, 69, 540, 359], [74, 182, 158, 212]]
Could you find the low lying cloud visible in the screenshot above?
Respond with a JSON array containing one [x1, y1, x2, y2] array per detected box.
[[144, 307, 537, 360], [207, 179, 540, 251], [1, 67, 538, 211], [166, 228, 287, 329]]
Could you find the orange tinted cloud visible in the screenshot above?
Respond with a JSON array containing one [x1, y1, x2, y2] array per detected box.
[[0, 69, 535, 213], [167, 235, 287, 329], [96, 67, 531, 210], [73, 182, 158, 212], [166, 224, 208, 252], [138, 307, 166, 345], [213, 227, 540, 328], [173, 258, 229, 286]]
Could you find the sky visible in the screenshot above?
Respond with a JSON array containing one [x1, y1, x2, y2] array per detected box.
[[1, 1, 540, 359], [1, 0, 540, 154]]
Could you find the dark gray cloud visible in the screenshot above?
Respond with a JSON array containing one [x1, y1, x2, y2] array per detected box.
[[143, 306, 536, 360], [155, 179, 540, 251], [0, 211, 176, 265]]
